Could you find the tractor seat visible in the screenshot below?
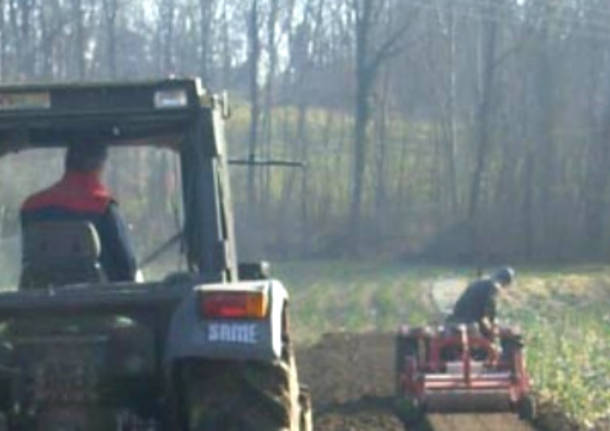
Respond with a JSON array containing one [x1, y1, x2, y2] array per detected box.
[[19, 221, 107, 289]]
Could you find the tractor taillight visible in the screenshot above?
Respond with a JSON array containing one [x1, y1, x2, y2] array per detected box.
[[200, 291, 268, 319]]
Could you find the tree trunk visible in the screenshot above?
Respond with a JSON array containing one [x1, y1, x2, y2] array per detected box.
[[522, 147, 534, 259], [348, 0, 410, 248], [0, 0, 5, 80], [298, 102, 309, 253], [19, 0, 34, 79], [468, 9, 497, 265], [247, 0, 260, 211], [396, 120, 410, 217], [446, 0, 459, 214], [374, 65, 390, 223], [221, 0, 230, 89], [468, 10, 497, 263], [103, 0, 118, 79], [9, 0, 20, 80], [160, 0, 176, 74], [469, 17, 497, 220], [349, 0, 374, 246], [534, 33, 557, 255], [350, 74, 371, 245], [260, 0, 279, 215], [583, 91, 610, 257], [199, 0, 215, 84], [73, 0, 85, 79]]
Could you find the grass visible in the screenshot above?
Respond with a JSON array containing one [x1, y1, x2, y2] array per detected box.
[[507, 271, 610, 427], [275, 260, 610, 428], [274, 261, 460, 341]]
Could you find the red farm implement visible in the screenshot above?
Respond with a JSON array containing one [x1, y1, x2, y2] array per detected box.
[[394, 324, 536, 424]]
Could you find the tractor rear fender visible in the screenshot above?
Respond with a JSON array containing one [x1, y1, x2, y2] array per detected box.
[[165, 279, 288, 363]]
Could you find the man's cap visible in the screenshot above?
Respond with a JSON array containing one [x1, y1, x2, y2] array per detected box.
[[492, 267, 515, 287]]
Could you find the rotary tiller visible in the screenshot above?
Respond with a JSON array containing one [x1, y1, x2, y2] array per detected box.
[[394, 324, 536, 424]]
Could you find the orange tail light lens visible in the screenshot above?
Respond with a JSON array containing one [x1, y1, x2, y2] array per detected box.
[[201, 291, 268, 319]]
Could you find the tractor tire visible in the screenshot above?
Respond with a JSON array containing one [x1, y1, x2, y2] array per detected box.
[[176, 348, 302, 431], [298, 385, 313, 431]]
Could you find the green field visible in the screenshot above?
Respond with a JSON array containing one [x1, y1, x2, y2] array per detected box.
[[276, 261, 610, 428]]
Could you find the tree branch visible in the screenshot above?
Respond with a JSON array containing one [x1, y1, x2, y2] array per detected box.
[[368, 15, 413, 73]]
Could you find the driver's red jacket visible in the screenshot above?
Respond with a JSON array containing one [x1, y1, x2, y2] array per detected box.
[[20, 171, 136, 282]]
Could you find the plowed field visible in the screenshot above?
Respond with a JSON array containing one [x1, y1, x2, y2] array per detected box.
[[297, 332, 537, 431]]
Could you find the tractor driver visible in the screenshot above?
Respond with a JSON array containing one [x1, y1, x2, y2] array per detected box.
[[446, 267, 515, 339], [20, 143, 137, 282]]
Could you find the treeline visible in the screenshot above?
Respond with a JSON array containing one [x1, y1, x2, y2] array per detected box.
[[2, 0, 610, 263]]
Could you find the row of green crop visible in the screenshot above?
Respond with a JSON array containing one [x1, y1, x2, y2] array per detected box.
[[502, 270, 610, 426], [525, 307, 610, 426], [506, 304, 610, 427]]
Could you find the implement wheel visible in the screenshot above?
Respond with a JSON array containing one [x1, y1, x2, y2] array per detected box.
[[394, 396, 424, 426], [517, 395, 536, 421], [395, 334, 418, 394]]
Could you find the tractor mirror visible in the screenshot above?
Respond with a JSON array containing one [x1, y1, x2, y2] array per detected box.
[[238, 262, 271, 281]]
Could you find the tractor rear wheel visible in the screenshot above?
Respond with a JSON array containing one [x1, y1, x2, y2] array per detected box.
[[172, 304, 308, 431], [177, 355, 300, 431], [174, 319, 307, 431]]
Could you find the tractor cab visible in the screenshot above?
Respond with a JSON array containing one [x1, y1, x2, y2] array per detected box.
[[0, 78, 237, 285], [0, 79, 311, 430]]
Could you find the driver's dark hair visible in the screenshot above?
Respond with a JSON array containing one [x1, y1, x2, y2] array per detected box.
[[65, 142, 108, 172]]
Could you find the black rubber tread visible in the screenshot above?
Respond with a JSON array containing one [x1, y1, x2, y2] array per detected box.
[[179, 348, 301, 431], [299, 385, 313, 431]]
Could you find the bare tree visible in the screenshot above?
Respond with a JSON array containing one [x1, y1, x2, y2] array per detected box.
[[102, 0, 119, 79], [72, 0, 85, 79], [4, 0, 610, 261], [583, 60, 610, 257], [158, 0, 176, 74], [199, 0, 216, 84], [220, 0, 231, 89], [260, 0, 279, 212], [247, 0, 261, 210], [348, 0, 414, 246], [431, 0, 460, 215], [0, 0, 5, 80]]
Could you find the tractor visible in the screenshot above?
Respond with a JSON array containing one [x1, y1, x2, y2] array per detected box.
[[0, 78, 312, 430]]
